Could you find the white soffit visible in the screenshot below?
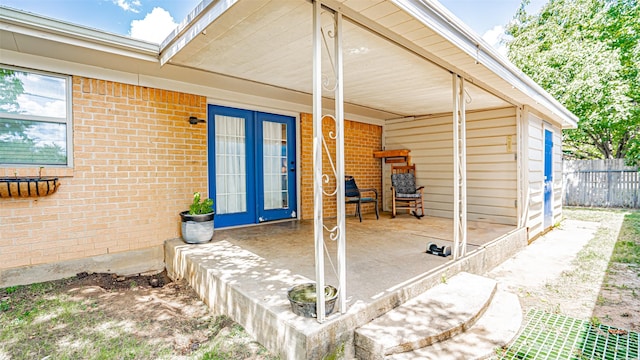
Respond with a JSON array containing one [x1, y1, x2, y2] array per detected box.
[[160, 0, 511, 118], [390, 0, 578, 128]]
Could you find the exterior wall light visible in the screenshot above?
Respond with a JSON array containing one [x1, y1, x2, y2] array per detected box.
[[189, 116, 206, 125]]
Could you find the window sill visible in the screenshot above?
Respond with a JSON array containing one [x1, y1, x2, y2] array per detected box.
[[0, 167, 73, 178]]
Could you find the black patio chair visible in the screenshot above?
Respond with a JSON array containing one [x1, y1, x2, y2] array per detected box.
[[345, 176, 379, 222]]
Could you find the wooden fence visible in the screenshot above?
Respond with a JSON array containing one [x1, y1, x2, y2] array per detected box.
[[563, 159, 640, 208]]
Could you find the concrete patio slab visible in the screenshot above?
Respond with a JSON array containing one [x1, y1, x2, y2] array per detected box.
[[165, 214, 526, 359]]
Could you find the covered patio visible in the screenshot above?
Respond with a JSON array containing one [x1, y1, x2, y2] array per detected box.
[[166, 213, 526, 359], [160, 0, 542, 332]]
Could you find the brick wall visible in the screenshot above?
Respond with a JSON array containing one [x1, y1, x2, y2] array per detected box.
[[0, 77, 207, 270], [0, 81, 382, 274], [299, 113, 382, 220]]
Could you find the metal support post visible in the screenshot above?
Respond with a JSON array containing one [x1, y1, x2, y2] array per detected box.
[[334, 12, 347, 314], [452, 74, 467, 260], [311, 0, 346, 322], [312, 0, 326, 322]]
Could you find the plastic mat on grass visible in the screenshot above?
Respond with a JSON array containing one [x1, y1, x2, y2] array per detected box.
[[497, 309, 639, 360]]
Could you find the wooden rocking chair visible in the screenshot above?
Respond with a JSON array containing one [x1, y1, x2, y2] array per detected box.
[[391, 164, 425, 219]]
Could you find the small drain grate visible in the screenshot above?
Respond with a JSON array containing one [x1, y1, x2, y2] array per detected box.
[[497, 309, 639, 359]]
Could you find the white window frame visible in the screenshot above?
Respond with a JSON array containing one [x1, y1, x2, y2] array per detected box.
[[0, 65, 73, 168]]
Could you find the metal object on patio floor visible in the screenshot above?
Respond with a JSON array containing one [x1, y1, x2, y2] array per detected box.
[[287, 283, 338, 318], [426, 243, 451, 257]]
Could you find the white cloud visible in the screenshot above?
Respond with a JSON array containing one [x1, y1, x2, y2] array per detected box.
[[129, 7, 178, 44], [16, 94, 66, 118], [482, 25, 508, 58], [114, 0, 141, 13]]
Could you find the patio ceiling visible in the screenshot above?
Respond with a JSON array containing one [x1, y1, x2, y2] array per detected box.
[[160, 0, 510, 118], [0, 0, 577, 126]]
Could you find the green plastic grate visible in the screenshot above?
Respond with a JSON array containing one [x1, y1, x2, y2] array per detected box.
[[497, 309, 639, 360]]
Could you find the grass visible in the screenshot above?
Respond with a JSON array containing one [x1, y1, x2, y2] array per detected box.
[[0, 283, 164, 359], [595, 210, 640, 308], [611, 212, 640, 268], [530, 208, 624, 312], [0, 277, 279, 360]]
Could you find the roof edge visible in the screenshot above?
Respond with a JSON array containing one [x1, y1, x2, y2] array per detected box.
[[0, 5, 159, 61], [392, 0, 578, 128], [159, 0, 239, 66]]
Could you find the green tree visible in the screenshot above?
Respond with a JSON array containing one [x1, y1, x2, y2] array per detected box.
[[0, 68, 24, 112], [0, 68, 66, 165], [0, 69, 31, 140], [506, 0, 640, 165]]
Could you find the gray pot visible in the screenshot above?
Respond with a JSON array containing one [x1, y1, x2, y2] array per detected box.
[[287, 283, 338, 318], [180, 211, 214, 244]]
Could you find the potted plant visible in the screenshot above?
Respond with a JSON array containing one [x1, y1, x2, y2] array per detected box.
[[180, 192, 214, 244]]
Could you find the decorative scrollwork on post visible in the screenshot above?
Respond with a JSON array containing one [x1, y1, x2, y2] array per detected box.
[[321, 11, 338, 93], [321, 115, 339, 197], [312, 1, 346, 323]]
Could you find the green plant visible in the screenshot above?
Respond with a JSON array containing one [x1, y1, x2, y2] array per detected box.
[[0, 299, 9, 312], [189, 192, 214, 215], [5, 285, 20, 294], [322, 341, 345, 360]]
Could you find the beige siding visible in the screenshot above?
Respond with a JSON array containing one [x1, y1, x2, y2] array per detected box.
[[383, 107, 517, 225], [525, 110, 563, 239], [526, 114, 544, 237], [552, 126, 564, 226]]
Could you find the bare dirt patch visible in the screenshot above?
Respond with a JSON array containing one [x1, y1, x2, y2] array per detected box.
[[65, 272, 214, 356], [594, 262, 640, 331], [0, 271, 277, 359]]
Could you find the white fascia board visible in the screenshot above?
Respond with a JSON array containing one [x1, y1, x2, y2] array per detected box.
[[159, 0, 238, 66], [2, 47, 388, 126], [392, 0, 578, 129], [1, 49, 142, 85], [0, 6, 159, 62]]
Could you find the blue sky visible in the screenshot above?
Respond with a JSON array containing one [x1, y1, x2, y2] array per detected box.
[[1, 0, 202, 43], [1, 0, 547, 50]]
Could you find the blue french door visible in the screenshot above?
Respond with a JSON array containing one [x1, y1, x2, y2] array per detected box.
[[543, 129, 553, 229], [208, 105, 297, 228]]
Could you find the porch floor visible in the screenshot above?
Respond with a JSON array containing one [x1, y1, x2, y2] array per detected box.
[[165, 212, 523, 359], [215, 212, 514, 304]]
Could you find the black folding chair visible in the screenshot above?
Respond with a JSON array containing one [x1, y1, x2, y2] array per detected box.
[[345, 176, 379, 222]]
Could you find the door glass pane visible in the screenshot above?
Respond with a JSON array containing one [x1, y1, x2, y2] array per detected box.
[[215, 115, 246, 214], [263, 121, 288, 210]]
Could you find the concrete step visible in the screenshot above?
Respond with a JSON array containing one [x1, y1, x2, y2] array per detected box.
[[354, 272, 498, 359], [386, 288, 522, 360]]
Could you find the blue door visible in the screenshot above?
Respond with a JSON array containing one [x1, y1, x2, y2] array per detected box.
[[208, 105, 297, 228], [256, 112, 297, 223], [543, 129, 553, 229]]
